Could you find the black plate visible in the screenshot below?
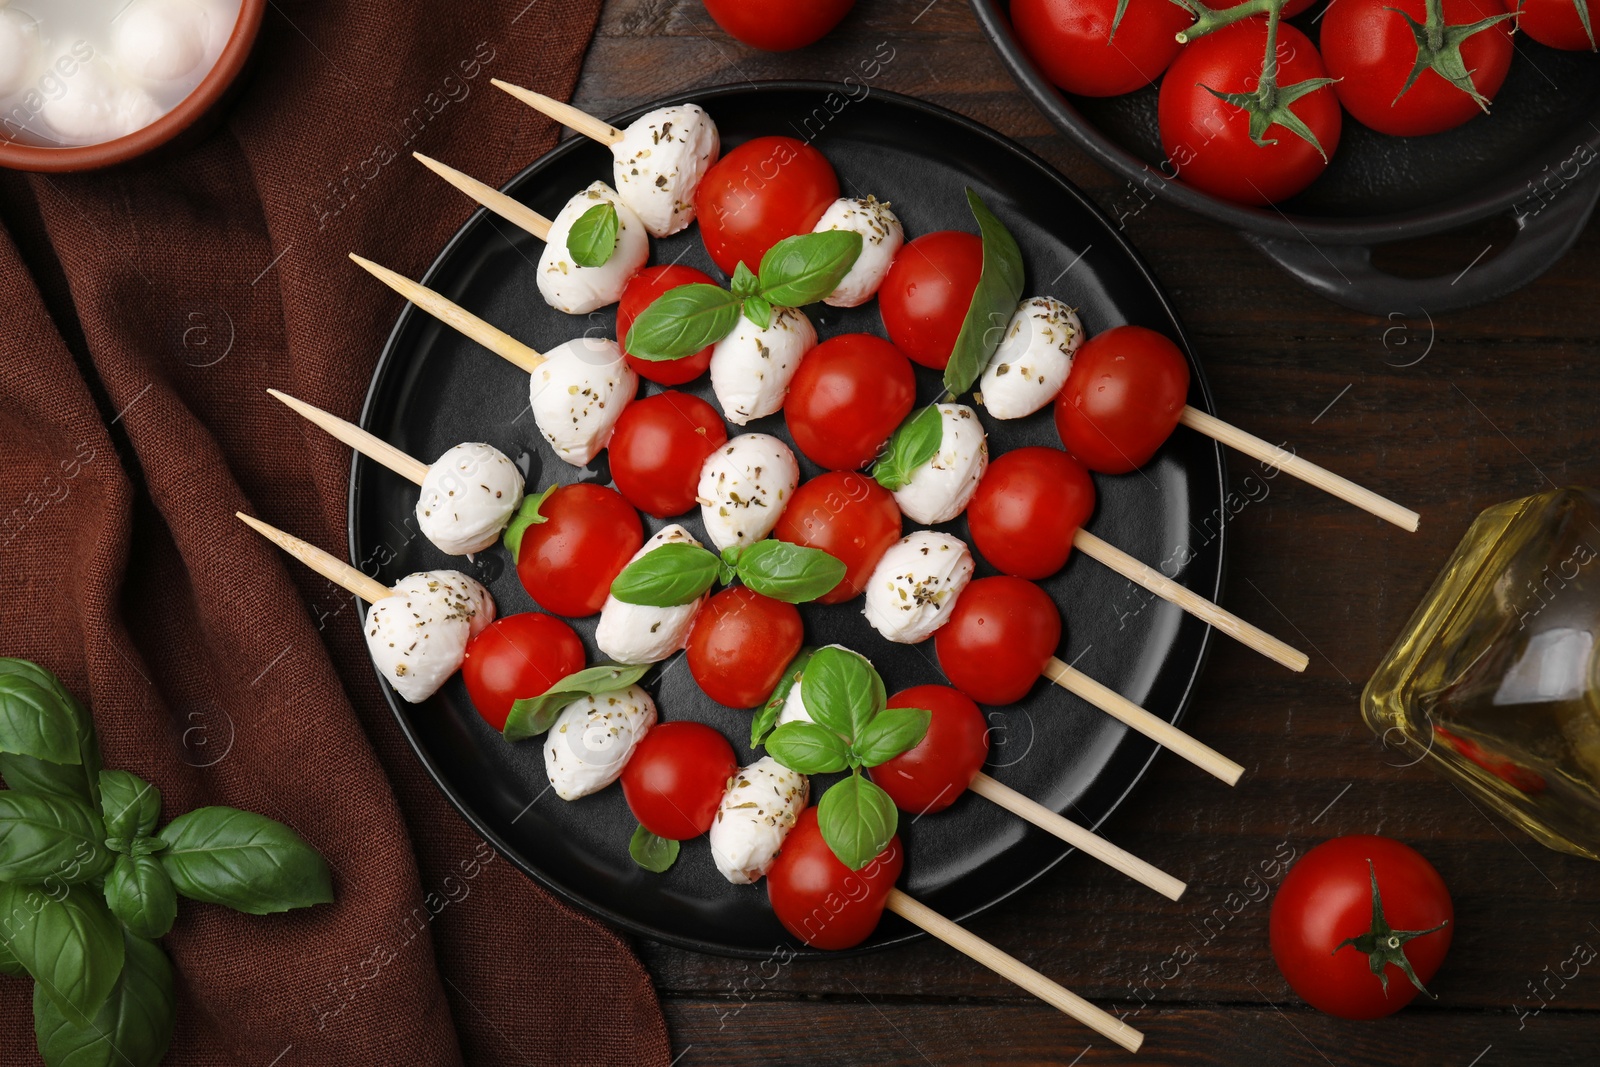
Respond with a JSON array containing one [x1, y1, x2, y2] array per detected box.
[[350, 83, 1226, 958]]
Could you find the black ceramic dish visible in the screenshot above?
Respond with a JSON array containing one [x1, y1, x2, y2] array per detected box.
[[349, 83, 1227, 957], [970, 0, 1600, 314]]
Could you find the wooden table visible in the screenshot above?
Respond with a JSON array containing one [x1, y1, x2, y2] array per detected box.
[[573, 4, 1600, 1063]]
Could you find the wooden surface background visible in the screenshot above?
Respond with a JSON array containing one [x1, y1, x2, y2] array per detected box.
[[570, 3, 1600, 1064]]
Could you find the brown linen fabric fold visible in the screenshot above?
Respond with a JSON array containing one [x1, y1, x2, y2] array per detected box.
[[0, 2, 671, 1064]]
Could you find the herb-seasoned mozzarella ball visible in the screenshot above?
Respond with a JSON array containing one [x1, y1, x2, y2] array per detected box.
[[0, 10, 40, 98], [892, 404, 988, 525], [543, 685, 656, 801], [813, 196, 904, 308], [697, 433, 799, 551], [536, 181, 650, 315], [365, 570, 496, 703], [610, 104, 720, 237], [41, 57, 163, 145], [978, 296, 1083, 420], [527, 336, 638, 466], [415, 443, 525, 556], [709, 306, 816, 426], [709, 757, 809, 885], [863, 531, 974, 644], [595, 525, 706, 664]]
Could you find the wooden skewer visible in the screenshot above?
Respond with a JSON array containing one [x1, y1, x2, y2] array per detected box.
[[885, 889, 1143, 1052], [347, 254, 546, 375], [1179, 406, 1420, 532], [268, 390, 429, 486], [236, 513, 391, 605], [490, 78, 626, 146], [1072, 529, 1308, 672], [1043, 657, 1244, 786], [968, 773, 1184, 901], [412, 153, 553, 241]]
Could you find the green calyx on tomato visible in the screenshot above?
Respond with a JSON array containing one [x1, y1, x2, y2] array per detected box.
[[500, 483, 556, 560], [1199, 9, 1338, 158], [609, 538, 847, 607], [1334, 859, 1451, 998], [1388, 0, 1516, 111], [942, 189, 1025, 398]]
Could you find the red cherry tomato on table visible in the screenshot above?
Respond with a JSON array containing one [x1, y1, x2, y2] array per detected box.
[[968, 447, 1096, 579], [784, 334, 916, 471], [934, 576, 1062, 706], [1271, 835, 1453, 1020], [1506, 0, 1600, 49], [878, 231, 983, 370], [869, 685, 989, 815], [1011, 0, 1191, 97], [514, 483, 644, 618], [687, 586, 805, 708], [695, 137, 839, 277], [1053, 325, 1190, 475], [700, 0, 855, 50], [619, 266, 719, 385], [768, 807, 904, 950], [608, 390, 729, 518], [461, 613, 586, 731], [621, 721, 739, 840], [773, 472, 903, 605]]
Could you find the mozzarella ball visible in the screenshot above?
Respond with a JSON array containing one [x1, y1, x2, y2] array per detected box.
[[536, 180, 650, 315], [892, 404, 988, 525], [543, 685, 656, 801], [40, 57, 162, 145], [709, 306, 815, 426], [978, 296, 1083, 420], [0, 10, 40, 98], [697, 433, 799, 551], [415, 442, 525, 556], [813, 196, 904, 308], [390, 570, 497, 639], [527, 336, 638, 466], [610, 103, 720, 237], [863, 531, 974, 644], [709, 757, 809, 885], [365, 570, 496, 702], [113, 0, 213, 83], [595, 525, 706, 664]]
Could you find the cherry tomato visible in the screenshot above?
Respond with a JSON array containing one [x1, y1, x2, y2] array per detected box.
[[619, 266, 719, 385], [1271, 835, 1453, 1020], [878, 231, 983, 370], [514, 483, 644, 618], [784, 334, 916, 471], [1011, 0, 1192, 97], [1053, 325, 1190, 475], [461, 613, 586, 731], [687, 586, 805, 708], [773, 472, 903, 605], [621, 721, 739, 840], [1158, 20, 1342, 205], [1506, 0, 1599, 49], [608, 391, 729, 518], [967, 447, 1096, 579], [767, 807, 904, 950], [695, 136, 839, 277], [934, 577, 1062, 706], [701, 0, 855, 50], [1433, 725, 1547, 794], [869, 686, 989, 815]]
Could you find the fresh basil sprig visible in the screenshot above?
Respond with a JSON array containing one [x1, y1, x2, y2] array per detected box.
[[34, 930, 173, 1067], [159, 807, 332, 916], [0, 792, 113, 884], [568, 202, 620, 268], [501, 483, 557, 560], [628, 824, 680, 874], [757, 230, 863, 308], [624, 284, 742, 362], [609, 542, 722, 607], [751, 647, 815, 748], [871, 404, 944, 492], [610, 539, 845, 607], [503, 662, 650, 742], [943, 189, 1025, 398]]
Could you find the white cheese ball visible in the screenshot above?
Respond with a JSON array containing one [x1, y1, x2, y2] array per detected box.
[[892, 404, 988, 526], [527, 336, 638, 466], [364, 570, 496, 703], [40, 57, 163, 145], [0, 10, 40, 98], [113, 0, 213, 83], [697, 433, 799, 551], [611, 103, 720, 237], [595, 525, 706, 664], [813, 196, 904, 308], [537, 181, 650, 315], [710, 757, 809, 885], [415, 442, 525, 556], [978, 296, 1083, 420], [543, 685, 656, 801], [709, 306, 815, 426], [863, 531, 974, 645]]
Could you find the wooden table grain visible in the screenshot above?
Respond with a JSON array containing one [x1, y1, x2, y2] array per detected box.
[[572, 4, 1600, 1063]]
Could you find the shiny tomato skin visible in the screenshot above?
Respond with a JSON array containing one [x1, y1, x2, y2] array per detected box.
[[1054, 325, 1190, 475], [773, 472, 903, 605], [608, 390, 729, 518], [1011, 0, 1192, 96], [768, 807, 904, 949], [695, 137, 840, 277], [869, 686, 990, 815], [461, 614, 586, 731], [619, 266, 719, 385], [785, 334, 917, 471], [1159, 20, 1342, 205], [1271, 835, 1454, 1019], [968, 447, 1096, 579], [701, 0, 855, 50], [687, 586, 806, 708], [514, 484, 644, 618], [621, 721, 739, 840], [934, 577, 1062, 706], [1507, 0, 1600, 48], [879, 231, 984, 370]]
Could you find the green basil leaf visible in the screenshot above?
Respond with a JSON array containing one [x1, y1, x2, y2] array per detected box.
[[501, 483, 556, 561], [735, 540, 848, 604], [157, 807, 333, 916], [104, 855, 177, 940], [128, 837, 167, 858], [610, 541, 720, 607], [98, 770, 160, 842], [34, 929, 174, 1067], [742, 295, 773, 329], [756, 231, 863, 307], [752, 647, 815, 748], [624, 283, 741, 361], [628, 824, 680, 874], [0, 662, 99, 806], [817, 773, 899, 871], [567, 201, 620, 268], [943, 189, 1025, 397], [730, 261, 760, 297], [0, 793, 113, 884], [800, 646, 884, 740], [852, 706, 932, 767], [871, 404, 945, 492], [0, 882, 125, 1018], [503, 662, 650, 742], [765, 721, 852, 775], [0, 932, 25, 977], [0, 665, 84, 766]]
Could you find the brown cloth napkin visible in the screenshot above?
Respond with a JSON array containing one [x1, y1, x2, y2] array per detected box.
[[0, 1, 672, 1063]]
